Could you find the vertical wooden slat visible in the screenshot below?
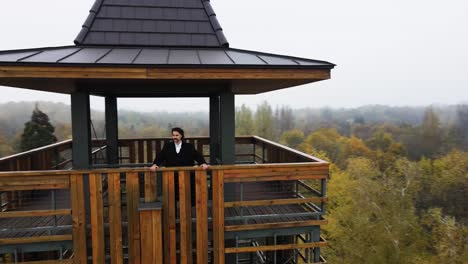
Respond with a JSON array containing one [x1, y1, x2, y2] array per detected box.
[[162, 171, 176, 264], [129, 142, 136, 164], [152, 209, 164, 264], [70, 174, 87, 264], [179, 171, 193, 264], [196, 170, 208, 264], [138, 140, 145, 163], [212, 170, 225, 264], [147, 140, 153, 163], [140, 210, 154, 264], [144, 171, 157, 202], [108, 173, 123, 264], [89, 173, 105, 264], [127, 172, 141, 264]]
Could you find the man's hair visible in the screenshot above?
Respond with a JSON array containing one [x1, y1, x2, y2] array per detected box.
[[171, 127, 185, 138]]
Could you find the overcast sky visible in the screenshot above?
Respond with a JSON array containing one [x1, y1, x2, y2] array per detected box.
[[0, 0, 467, 112]]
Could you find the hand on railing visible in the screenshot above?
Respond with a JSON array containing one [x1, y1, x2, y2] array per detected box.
[[150, 164, 159, 172], [199, 163, 210, 170]]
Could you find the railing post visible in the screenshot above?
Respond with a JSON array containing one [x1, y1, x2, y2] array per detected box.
[[212, 169, 225, 264]]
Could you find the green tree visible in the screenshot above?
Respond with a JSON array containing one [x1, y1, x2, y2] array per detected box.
[[235, 104, 254, 136], [254, 101, 275, 140], [0, 133, 13, 157], [20, 105, 57, 151], [420, 107, 442, 158]]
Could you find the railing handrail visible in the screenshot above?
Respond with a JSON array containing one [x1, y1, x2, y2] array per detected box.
[[252, 135, 329, 163], [0, 162, 328, 177], [0, 139, 72, 161]]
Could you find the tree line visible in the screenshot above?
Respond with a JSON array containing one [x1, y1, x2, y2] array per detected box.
[[0, 101, 466, 262]]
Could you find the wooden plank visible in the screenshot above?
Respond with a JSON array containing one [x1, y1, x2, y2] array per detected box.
[[108, 173, 123, 264], [144, 171, 157, 202], [224, 174, 328, 183], [0, 209, 71, 218], [0, 235, 72, 245], [195, 170, 209, 264], [152, 209, 164, 264], [70, 174, 87, 264], [212, 170, 225, 264], [89, 173, 105, 264], [224, 241, 328, 254], [126, 172, 141, 264], [225, 220, 328, 232], [224, 197, 328, 208], [139, 210, 154, 264], [178, 171, 193, 264]]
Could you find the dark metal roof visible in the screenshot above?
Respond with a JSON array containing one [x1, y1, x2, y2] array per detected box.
[[74, 0, 229, 47], [0, 46, 335, 69]]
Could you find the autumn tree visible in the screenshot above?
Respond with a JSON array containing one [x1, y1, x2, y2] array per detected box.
[[420, 107, 442, 158], [279, 129, 304, 149], [20, 105, 57, 151]]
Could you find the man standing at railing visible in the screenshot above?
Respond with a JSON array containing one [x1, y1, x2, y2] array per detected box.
[[150, 127, 209, 206], [149, 127, 209, 171]]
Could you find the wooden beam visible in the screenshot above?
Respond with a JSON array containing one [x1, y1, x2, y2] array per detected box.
[[0, 66, 330, 80], [126, 172, 141, 264]]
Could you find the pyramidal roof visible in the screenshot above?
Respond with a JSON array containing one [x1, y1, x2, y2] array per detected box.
[[74, 0, 229, 47]]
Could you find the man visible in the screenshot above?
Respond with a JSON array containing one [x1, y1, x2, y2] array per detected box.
[[150, 127, 209, 170]]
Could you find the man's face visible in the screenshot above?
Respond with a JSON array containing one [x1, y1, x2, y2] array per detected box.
[[172, 131, 182, 143]]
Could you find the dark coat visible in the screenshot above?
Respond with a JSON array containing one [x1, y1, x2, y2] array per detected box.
[[152, 141, 206, 167]]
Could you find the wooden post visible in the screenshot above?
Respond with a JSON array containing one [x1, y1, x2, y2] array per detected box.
[[70, 174, 87, 264], [196, 170, 208, 264], [108, 173, 123, 264], [212, 170, 225, 264], [179, 171, 193, 264], [139, 206, 163, 264], [89, 173, 105, 264], [126, 172, 141, 264], [105, 96, 119, 165], [162, 171, 176, 264]]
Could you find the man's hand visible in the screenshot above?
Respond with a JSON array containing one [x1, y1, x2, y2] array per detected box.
[[150, 164, 159, 172], [200, 163, 210, 170]]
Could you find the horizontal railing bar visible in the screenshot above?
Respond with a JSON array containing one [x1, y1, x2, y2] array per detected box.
[[224, 197, 327, 208], [298, 180, 322, 196], [0, 140, 72, 161], [0, 225, 72, 234], [225, 220, 328, 232], [224, 212, 322, 222], [225, 241, 328, 254], [0, 234, 72, 245], [0, 209, 71, 218]]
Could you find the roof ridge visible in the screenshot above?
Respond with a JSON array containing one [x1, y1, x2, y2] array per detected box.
[[201, 0, 229, 47], [75, 0, 104, 45]]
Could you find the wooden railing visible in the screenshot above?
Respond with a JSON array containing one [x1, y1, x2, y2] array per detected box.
[[0, 136, 325, 172], [0, 161, 328, 263]]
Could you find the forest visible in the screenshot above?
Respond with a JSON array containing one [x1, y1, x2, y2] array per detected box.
[[0, 101, 466, 263]]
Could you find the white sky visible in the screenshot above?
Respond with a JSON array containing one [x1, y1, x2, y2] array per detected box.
[[0, 0, 467, 112]]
